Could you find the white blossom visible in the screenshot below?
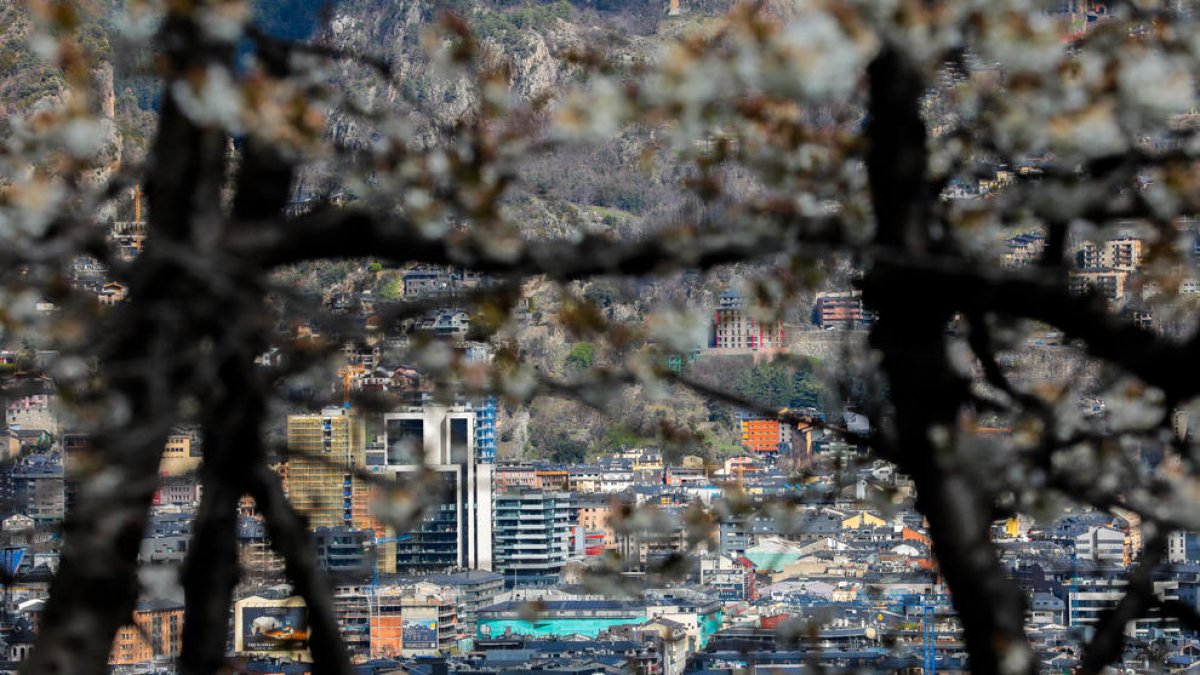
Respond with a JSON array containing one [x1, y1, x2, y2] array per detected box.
[[171, 65, 244, 131], [1119, 49, 1195, 120]]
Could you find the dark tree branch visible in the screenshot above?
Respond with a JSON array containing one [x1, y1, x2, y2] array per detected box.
[[863, 44, 1037, 675], [249, 465, 353, 675], [246, 26, 393, 79], [1079, 535, 1166, 674], [238, 206, 824, 277], [180, 302, 270, 674], [20, 5, 238, 672], [859, 257, 1200, 401]]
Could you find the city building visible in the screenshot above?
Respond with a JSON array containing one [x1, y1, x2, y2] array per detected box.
[[1004, 232, 1046, 267], [1066, 575, 1182, 637], [740, 416, 784, 455], [812, 291, 873, 329], [493, 488, 574, 587], [495, 464, 538, 491], [160, 430, 202, 476], [366, 583, 460, 657], [285, 407, 366, 528], [357, 404, 494, 574], [109, 598, 184, 666], [1068, 270, 1128, 300], [738, 415, 811, 458], [403, 265, 453, 297], [576, 498, 617, 552], [712, 289, 785, 351], [312, 526, 373, 577], [1074, 525, 1126, 564], [417, 309, 471, 337], [8, 455, 65, 524], [6, 391, 58, 436], [699, 554, 756, 601], [475, 397, 498, 464], [1168, 531, 1200, 563], [418, 570, 504, 635], [1075, 237, 1143, 271]]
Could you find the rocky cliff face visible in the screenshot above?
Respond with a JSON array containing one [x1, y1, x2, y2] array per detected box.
[[322, 0, 702, 238], [327, 0, 614, 123], [0, 4, 123, 187]]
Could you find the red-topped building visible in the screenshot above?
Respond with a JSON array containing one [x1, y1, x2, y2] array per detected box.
[[712, 289, 786, 351]]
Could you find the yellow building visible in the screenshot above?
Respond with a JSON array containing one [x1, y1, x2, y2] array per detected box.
[[286, 408, 366, 528], [841, 512, 886, 530], [160, 432, 202, 476], [110, 599, 184, 666]]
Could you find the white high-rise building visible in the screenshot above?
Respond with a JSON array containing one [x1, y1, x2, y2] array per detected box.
[[363, 405, 493, 574]]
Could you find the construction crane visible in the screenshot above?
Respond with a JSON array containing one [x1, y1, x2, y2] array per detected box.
[[132, 184, 144, 255], [337, 364, 367, 409]]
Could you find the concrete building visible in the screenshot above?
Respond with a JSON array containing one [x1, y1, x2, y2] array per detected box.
[[366, 583, 460, 657], [109, 598, 185, 666], [712, 289, 785, 351], [1068, 269, 1128, 300], [1168, 531, 1200, 563], [1074, 525, 1125, 564], [1075, 237, 1143, 271], [159, 431, 201, 476], [1003, 232, 1046, 267], [738, 416, 811, 458], [420, 570, 504, 635], [812, 291, 873, 329], [358, 404, 494, 574], [576, 499, 617, 552], [8, 455, 64, 524], [475, 397, 498, 464], [312, 526, 372, 577], [1028, 592, 1064, 625], [1067, 575, 1182, 637], [286, 407, 366, 528], [494, 488, 574, 587], [6, 393, 58, 436], [495, 464, 538, 491], [699, 554, 756, 601]]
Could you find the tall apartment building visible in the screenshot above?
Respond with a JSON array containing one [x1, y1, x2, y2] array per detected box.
[[494, 488, 574, 587], [576, 498, 617, 552], [357, 404, 494, 575], [1068, 269, 1127, 300], [1073, 525, 1125, 564], [812, 291, 873, 329], [712, 289, 785, 351], [1067, 575, 1181, 637], [6, 392, 58, 436], [1069, 236, 1143, 302], [160, 430, 201, 477], [420, 571, 504, 635], [1003, 232, 1046, 267], [1075, 237, 1143, 271], [365, 583, 460, 657], [1168, 531, 1200, 563], [286, 407, 366, 529], [109, 599, 185, 666], [475, 397, 498, 464], [739, 416, 784, 455], [8, 454, 65, 524]]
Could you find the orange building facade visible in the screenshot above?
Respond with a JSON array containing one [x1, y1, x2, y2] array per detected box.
[[109, 599, 184, 666], [740, 418, 783, 454]]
